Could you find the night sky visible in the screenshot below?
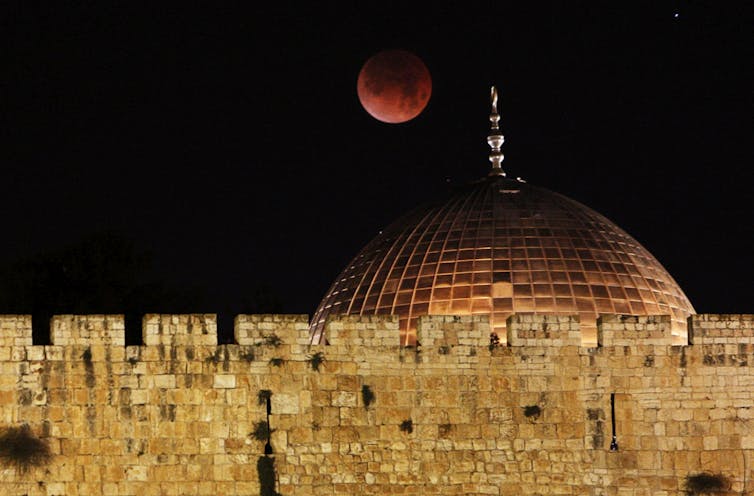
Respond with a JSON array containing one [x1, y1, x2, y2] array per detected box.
[[4, 3, 753, 338]]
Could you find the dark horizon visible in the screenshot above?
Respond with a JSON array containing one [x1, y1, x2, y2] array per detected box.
[[3, 3, 752, 341]]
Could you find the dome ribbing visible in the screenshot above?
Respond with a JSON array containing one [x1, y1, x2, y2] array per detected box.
[[310, 176, 694, 346]]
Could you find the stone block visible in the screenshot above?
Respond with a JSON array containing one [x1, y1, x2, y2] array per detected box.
[[50, 315, 125, 346], [324, 314, 400, 347], [597, 314, 673, 347], [506, 314, 581, 347], [234, 314, 310, 346], [154, 374, 176, 389], [689, 314, 754, 344], [143, 314, 217, 346], [416, 315, 490, 348], [213, 375, 236, 389], [0, 315, 32, 347], [271, 393, 300, 414]]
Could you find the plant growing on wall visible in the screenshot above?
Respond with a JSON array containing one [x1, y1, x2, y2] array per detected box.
[[523, 405, 542, 420], [307, 352, 325, 372], [268, 357, 284, 367], [0, 424, 53, 474], [81, 347, 92, 364], [262, 334, 282, 347], [250, 421, 274, 442], [258, 389, 272, 407], [206, 348, 227, 364], [239, 349, 255, 362], [362, 385, 375, 409], [684, 472, 730, 495], [489, 332, 501, 351], [399, 419, 413, 434]]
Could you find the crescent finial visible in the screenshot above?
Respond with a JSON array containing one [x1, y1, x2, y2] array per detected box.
[[487, 85, 505, 176]]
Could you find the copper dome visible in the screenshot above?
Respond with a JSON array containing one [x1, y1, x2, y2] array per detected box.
[[310, 175, 695, 346]]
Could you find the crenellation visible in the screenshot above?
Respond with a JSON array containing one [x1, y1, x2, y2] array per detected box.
[[143, 314, 218, 346], [0, 312, 753, 494], [234, 314, 310, 346], [688, 314, 754, 344], [506, 314, 581, 347], [325, 314, 400, 348], [597, 314, 674, 348], [0, 314, 33, 347], [416, 314, 489, 347], [50, 315, 125, 346]]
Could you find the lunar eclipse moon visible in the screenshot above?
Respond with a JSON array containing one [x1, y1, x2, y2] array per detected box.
[[357, 50, 432, 124]]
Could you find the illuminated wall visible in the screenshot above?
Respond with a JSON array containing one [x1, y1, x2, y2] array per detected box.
[[0, 312, 752, 495]]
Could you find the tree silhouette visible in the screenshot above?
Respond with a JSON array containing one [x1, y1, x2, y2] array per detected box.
[[0, 231, 286, 344], [0, 231, 204, 344]]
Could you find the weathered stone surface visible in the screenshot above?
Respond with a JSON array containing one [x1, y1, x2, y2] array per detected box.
[[0, 313, 752, 495]]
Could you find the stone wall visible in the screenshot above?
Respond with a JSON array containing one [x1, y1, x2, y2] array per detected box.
[[0, 312, 753, 495]]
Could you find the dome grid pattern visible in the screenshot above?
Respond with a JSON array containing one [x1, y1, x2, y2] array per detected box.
[[310, 177, 694, 346]]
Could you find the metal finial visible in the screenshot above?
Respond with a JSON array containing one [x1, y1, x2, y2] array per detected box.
[[487, 85, 505, 176], [490, 87, 499, 128]]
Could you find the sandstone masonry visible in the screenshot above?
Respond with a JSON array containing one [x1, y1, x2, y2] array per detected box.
[[0, 312, 753, 495]]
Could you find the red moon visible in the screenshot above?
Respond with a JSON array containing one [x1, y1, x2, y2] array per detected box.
[[357, 50, 432, 124]]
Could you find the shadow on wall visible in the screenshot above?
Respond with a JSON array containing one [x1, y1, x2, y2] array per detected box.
[[257, 455, 280, 496]]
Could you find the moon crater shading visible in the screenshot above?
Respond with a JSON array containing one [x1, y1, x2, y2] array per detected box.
[[357, 50, 432, 124]]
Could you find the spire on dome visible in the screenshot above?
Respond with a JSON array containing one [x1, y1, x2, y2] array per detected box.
[[487, 86, 506, 176]]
